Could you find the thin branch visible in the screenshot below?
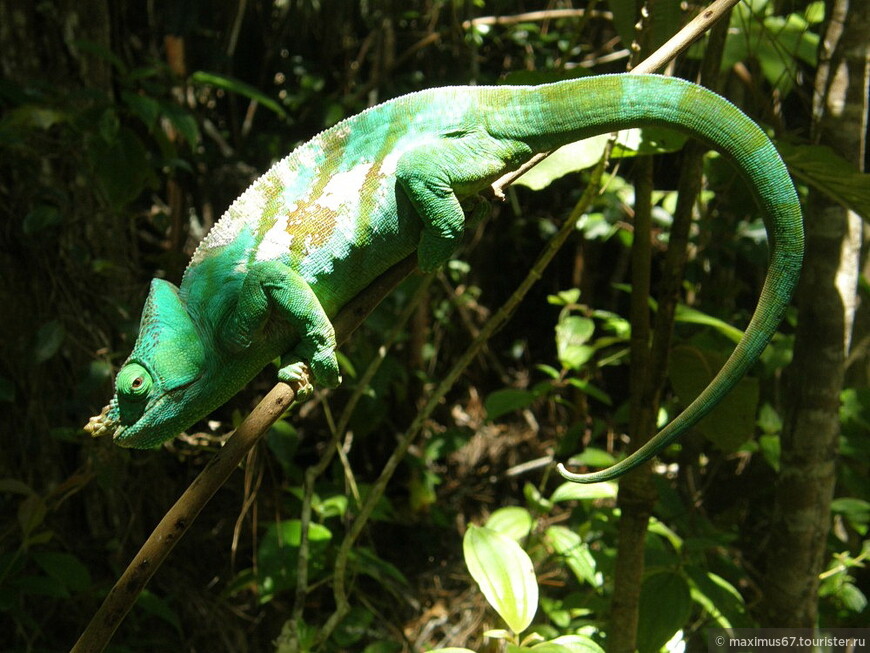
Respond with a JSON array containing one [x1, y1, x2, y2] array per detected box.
[[462, 8, 612, 30]]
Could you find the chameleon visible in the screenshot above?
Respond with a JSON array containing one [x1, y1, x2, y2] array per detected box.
[[85, 74, 803, 483]]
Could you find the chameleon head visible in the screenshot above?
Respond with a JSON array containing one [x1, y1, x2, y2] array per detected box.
[[85, 278, 206, 448]]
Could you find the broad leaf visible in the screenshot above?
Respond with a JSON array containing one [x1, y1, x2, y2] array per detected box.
[[485, 506, 534, 541], [545, 525, 600, 588], [550, 481, 617, 503], [636, 571, 692, 653], [486, 388, 536, 420], [463, 524, 538, 634], [779, 142, 870, 222], [667, 345, 759, 453]]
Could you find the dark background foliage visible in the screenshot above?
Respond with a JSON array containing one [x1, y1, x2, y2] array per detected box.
[[0, 1, 866, 651]]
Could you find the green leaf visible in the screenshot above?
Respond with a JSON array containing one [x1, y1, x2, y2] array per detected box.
[[15, 574, 68, 598], [667, 345, 759, 453], [837, 582, 868, 613], [348, 547, 409, 588], [122, 90, 161, 129], [0, 478, 33, 494], [23, 204, 62, 235], [778, 142, 870, 222], [136, 590, 181, 632], [673, 305, 744, 344], [32, 552, 91, 593], [190, 70, 289, 119], [486, 388, 536, 420], [550, 481, 617, 503], [332, 605, 374, 648], [463, 524, 538, 634], [485, 506, 534, 541], [556, 316, 595, 370], [685, 565, 749, 628], [71, 39, 127, 74], [514, 136, 610, 190], [90, 127, 152, 208], [33, 320, 65, 363], [636, 571, 692, 653], [0, 376, 14, 402], [160, 102, 200, 145], [831, 498, 870, 535], [758, 434, 781, 471], [18, 493, 47, 537], [524, 482, 553, 513], [257, 520, 332, 600], [362, 642, 404, 653], [529, 635, 606, 653], [567, 448, 616, 469], [544, 525, 600, 588], [565, 378, 612, 406], [756, 403, 782, 435], [721, 6, 818, 96]]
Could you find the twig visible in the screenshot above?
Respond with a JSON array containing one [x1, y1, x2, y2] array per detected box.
[[462, 8, 612, 30]]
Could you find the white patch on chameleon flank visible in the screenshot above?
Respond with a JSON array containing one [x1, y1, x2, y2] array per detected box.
[[379, 146, 408, 178], [294, 145, 320, 178], [256, 213, 293, 262], [190, 189, 265, 266], [273, 159, 304, 197], [315, 162, 374, 212]]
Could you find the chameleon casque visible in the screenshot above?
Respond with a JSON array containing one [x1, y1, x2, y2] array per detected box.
[[85, 74, 803, 483]]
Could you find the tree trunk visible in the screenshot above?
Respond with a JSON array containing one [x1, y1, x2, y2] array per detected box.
[[758, 0, 866, 628]]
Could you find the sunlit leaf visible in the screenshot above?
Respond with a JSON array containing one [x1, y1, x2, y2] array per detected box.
[[485, 506, 534, 541], [545, 525, 600, 587], [463, 525, 538, 634], [556, 316, 595, 370], [191, 70, 288, 119], [550, 481, 617, 503], [530, 635, 606, 653]]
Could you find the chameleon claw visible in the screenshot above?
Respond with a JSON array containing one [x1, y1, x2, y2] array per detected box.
[[277, 360, 315, 401]]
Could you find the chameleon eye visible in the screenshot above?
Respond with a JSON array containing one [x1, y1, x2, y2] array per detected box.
[[117, 364, 152, 400]]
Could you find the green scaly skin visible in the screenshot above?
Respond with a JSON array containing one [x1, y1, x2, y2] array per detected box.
[[85, 74, 803, 484]]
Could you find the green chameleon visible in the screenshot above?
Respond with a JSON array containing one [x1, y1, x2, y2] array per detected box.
[[85, 74, 803, 483]]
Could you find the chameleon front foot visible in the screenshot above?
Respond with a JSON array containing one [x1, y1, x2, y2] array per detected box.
[[278, 349, 341, 402], [278, 360, 315, 401], [84, 402, 119, 438]]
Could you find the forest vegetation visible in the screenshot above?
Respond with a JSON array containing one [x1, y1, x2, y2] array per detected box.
[[0, 1, 867, 651]]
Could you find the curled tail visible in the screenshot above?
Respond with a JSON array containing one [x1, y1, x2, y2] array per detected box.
[[541, 75, 804, 483]]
